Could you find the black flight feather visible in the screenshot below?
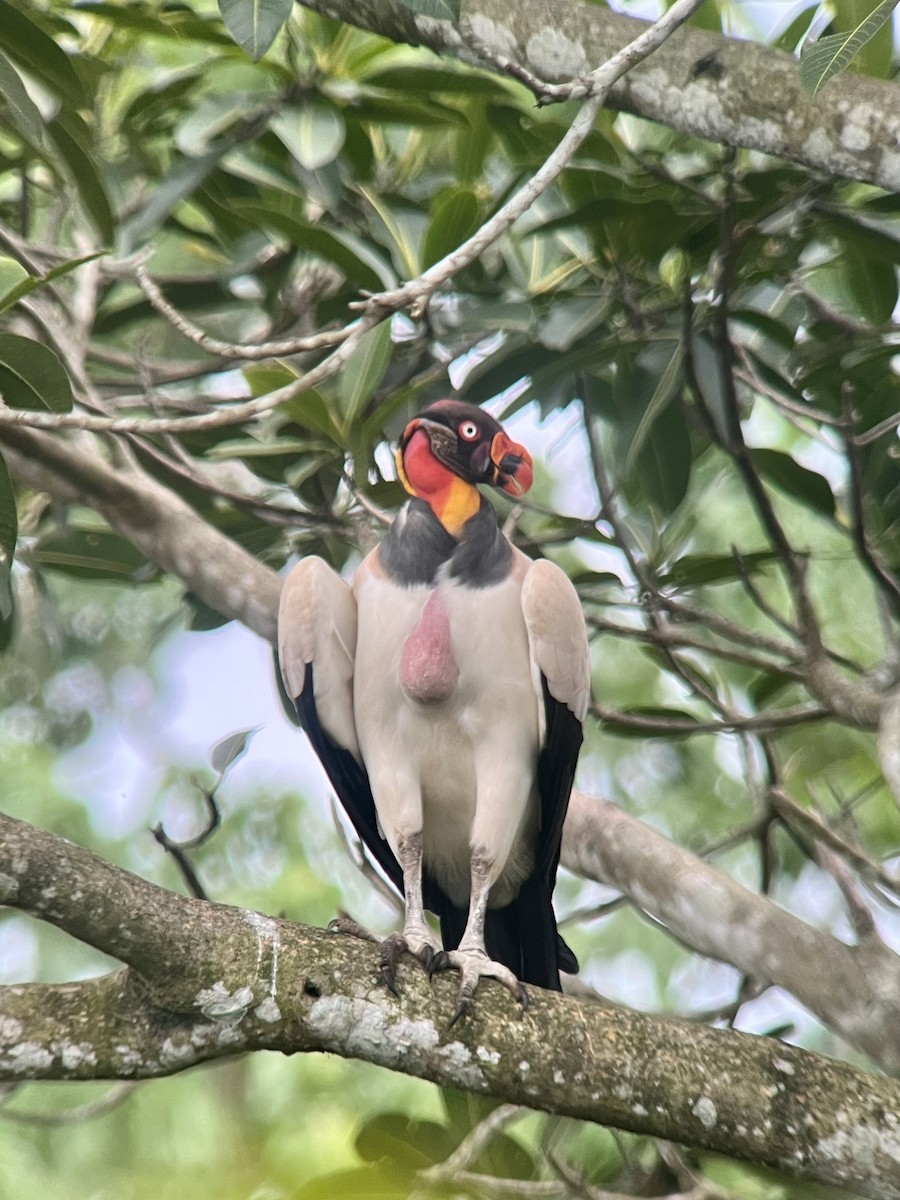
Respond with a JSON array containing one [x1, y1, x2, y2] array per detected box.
[[295, 665, 402, 895]]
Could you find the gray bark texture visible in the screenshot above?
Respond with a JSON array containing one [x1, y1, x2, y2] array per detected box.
[[1, 811, 899, 1199], [3, 422, 900, 1080], [303, 0, 900, 192]]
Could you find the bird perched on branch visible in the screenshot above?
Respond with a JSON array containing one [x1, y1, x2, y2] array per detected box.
[[278, 400, 590, 1021]]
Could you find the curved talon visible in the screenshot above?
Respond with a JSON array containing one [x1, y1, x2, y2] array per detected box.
[[379, 932, 406, 995], [428, 949, 452, 978], [448, 999, 470, 1029], [439, 948, 530, 1025], [328, 914, 376, 942], [372, 929, 444, 995]]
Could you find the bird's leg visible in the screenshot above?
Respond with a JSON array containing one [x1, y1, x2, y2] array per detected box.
[[378, 831, 442, 994], [433, 850, 529, 1026]]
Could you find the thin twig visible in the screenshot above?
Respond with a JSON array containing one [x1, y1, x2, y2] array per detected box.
[[586, 614, 802, 676], [593, 702, 830, 736], [769, 787, 899, 895], [814, 842, 877, 941], [134, 263, 348, 360], [151, 789, 222, 900], [839, 382, 900, 620], [0, 1082, 136, 1125], [685, 158, 821, 654], [417, 1105, 530, 1188], [352, 0, 707, 321], [0, 312, 380, 434]]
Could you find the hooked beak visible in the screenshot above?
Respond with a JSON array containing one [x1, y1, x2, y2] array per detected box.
[[490, 431, 533, 497]]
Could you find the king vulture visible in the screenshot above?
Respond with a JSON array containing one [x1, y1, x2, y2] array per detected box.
[[278, 400, 590, 1021]]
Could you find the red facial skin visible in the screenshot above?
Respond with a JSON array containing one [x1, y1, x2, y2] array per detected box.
[[397, 405, 533, 535]]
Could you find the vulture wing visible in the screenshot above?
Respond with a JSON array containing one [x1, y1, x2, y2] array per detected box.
[[277, 555, 402, 893], [520, 557, 591, 978]]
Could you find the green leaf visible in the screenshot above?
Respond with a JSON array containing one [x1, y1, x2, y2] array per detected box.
[[659, 550, 780, 589], [218, 0, 292, 60], [774, 5, 818, 52], [624, 342, 685, 479], [270, 103, 346, 171], [46, 112, 115, 244], [293, 1164, 412, 1200], [282, 387, 342, 442], [175, 95, 251, 157], [634, 401, 692, 515], [0, 48, 49, 152], [243, 361, 299, 398], [355, 1113, 452, 1169], [806, 251, 898, 326], [210, 727, 259, 774], [0, 334, 74, 412], [121, 148, 227, 250], [798, 0, 899, 95], [609, 352, 692, 516], [0, 252, 104, 316], [32, 529, 148, 579], [338, 322, 392, 426], [748, 669, 794, 707], [0, 257, 29, 308], [363, 66, 509, 97], [455, 105, 494, 183], [77, 2, 233, 44], [832, 0, 895, 76], [0, 450, 16, 635], [750, 449, 835, 518], [231, 200, 387, 292], [422, 185, 480, 268], [0, 0, 86, 103]]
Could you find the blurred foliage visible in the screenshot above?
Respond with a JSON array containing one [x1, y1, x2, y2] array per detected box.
[[0, 0, 898, 1197]]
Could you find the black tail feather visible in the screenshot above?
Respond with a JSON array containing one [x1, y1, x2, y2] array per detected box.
[[432, 874, 576, 992]]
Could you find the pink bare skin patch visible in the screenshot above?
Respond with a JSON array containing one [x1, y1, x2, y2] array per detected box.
[[400, 591, 459, 704]]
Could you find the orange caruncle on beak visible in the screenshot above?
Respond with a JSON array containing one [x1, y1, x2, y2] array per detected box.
[[490, 431, 534, 497]]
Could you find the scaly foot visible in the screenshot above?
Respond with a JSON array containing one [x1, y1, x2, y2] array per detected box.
[[430, 946, 529, 1026], [327, 913, 440, 995]]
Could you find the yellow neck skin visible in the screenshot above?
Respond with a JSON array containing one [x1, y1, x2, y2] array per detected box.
[[396, 446, 480, 538], [431, 477, 481, 538]]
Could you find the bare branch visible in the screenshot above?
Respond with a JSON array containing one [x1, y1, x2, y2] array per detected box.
[[592, 702, 830, 737], [768, 787, 899, 896], [0, 424, 282, 641], [562, 790, 900, 1070], [814, 843, 877, 942], [1, 811, 899, 1200], [0, 1084, 135, 1126], [585, 614, 804, 678], [295, 0, 900, 193], [418, 1104, 528, 1186], [133, 262, 348, 361], [0, 313, 379, 435]]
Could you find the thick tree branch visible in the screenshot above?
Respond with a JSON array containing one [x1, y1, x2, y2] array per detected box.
[[0, 425, 281, 642], [0, 812, 898, 1200], [563, 791, 900, 1071], [300, 0, 900, 192], [3, 425, 898, 1069]]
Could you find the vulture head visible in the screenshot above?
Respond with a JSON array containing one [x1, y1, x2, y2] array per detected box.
[[396, 400, 534, 499]]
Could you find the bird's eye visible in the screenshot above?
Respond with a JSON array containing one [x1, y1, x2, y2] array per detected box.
[[459, 420, 480, 441]]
